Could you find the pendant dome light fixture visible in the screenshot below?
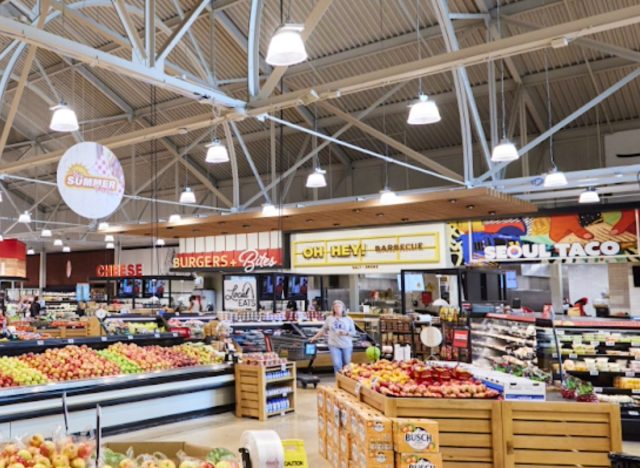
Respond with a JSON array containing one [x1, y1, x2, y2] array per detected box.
[[168, 214, 182, 223], [18, 211, 31, 223], [266, 23, 307, 67], [54, 238, 63, 247], [0, 235, 4, 242], [106, 242, 115, 249], [27, 248, 35, 255], [62, 245, 71, 253], [491, 1, 519, 162], [262, 203, 278, 217], [104, 234, 115, 243], [306, 167, 327, 188], [49, 103, 79, 132], [579, 187, 600, 204], [379, 187, 398, 204], [98, 222, 109, 231], [41, 229, 52, 238], [407, 1, 441, 125], [179, 186, 196, 204], [156, 238, 165, 247], [206, 139, 229, 163], [541, 50, 567, 188]]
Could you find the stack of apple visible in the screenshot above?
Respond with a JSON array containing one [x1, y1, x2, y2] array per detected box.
[[107, 343, 174, 372], [96, 349, 143, 374], [19, 346, 122, 382], [0, 356, 49, 386], [0, 372, 17, 388], [342, 359, 500, 399], [0, 433, 93, 468], [146, 345, 200, 368], [178, 344, 221, 365]]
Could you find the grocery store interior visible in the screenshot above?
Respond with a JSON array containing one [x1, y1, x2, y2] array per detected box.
[[1, 0, 640, 467]]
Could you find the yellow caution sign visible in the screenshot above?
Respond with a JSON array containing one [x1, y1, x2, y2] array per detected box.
[[282, 439, 308, 468]]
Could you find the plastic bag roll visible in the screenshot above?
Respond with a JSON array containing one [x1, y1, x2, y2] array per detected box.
[[240, 430, 284, 468]]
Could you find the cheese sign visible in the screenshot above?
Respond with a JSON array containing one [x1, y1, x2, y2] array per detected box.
[[291, 224, 448, 273], [96, 263, 143, 277]]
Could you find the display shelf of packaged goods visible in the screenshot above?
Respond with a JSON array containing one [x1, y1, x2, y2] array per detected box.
[[0, 363, 234, 437], [235, 362, 296, 421]]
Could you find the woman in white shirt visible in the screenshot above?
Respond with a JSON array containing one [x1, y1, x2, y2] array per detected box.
[[310, 300, 356, 373]]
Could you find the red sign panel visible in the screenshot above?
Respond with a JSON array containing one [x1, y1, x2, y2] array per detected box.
[[96, 263, 143, 277], [172, 248, 283, 272]]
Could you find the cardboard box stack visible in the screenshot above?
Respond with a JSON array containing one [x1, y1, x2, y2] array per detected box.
[[317, 386, 442, 467], [392, 418, 442, 468]]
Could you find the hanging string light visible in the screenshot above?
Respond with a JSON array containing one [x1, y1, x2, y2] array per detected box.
[[407, 0, 441, 125]]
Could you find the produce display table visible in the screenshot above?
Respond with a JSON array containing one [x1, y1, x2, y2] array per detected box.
[[336, 373, 622, 468]]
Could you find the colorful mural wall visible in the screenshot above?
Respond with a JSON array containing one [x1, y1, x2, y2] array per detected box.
[[449, 210, 638, 265]]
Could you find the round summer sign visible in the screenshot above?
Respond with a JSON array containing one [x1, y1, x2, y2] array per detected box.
[[56, 142, 125, 219]]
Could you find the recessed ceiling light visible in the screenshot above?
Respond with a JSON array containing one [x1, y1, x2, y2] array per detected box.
[[401, 218, 409, 222], [376, 213, 384, 217], [333, 223, 340, 227], [466, 204, 475, 210], [449, 199, 457, 204], [353, 208, 361, 213], [305, 219, 313, 223], [242, 224, 250, 228], [489, 210, 497, 216]]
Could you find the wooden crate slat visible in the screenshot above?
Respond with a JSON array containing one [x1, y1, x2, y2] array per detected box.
[[513, 449, 610, 466], [440, 433, 492, 447], [511, 409, 610, 422], [445, 463, 493, 468], [442, 447, 493, 462], [512, 435, 611, 451], [438, 419, 492, 433], [512, 421, 610, 437]]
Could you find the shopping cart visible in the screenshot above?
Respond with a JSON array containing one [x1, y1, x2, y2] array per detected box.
[[270, 335, 320, 389]]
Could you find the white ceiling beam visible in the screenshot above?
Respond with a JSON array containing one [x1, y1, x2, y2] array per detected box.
[[4, 5, 640, 174], [112, 0, 145, 62], [156, 0, 209, 65], [477, 66, 640, 182], [247, 0, 263, 97], [319, 101, 462, 182], [257, 0, 334, 100], [144, 0, 156, 67], [221, 121, 239, 209], [230, 121, 271, 204], [0, 16, 246, 108], [432, 0, 494, 181]]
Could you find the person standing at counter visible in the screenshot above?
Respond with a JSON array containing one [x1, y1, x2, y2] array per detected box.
[[310, 300, 355, 373]]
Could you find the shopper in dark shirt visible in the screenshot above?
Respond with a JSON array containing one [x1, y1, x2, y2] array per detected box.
[[30, 297, 41, 318]]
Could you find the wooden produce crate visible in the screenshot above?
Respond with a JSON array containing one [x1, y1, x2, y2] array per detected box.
[[502, 401, 621, 468], [336, 373, 622, 468], [337, 374, 502, 467], [235, 362, 296, 421]]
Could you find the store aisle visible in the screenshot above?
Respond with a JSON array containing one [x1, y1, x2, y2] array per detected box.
[[107, 382, 331, 467]]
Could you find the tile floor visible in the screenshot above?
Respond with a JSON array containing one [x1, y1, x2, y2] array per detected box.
[[107, 380, 640, 466]]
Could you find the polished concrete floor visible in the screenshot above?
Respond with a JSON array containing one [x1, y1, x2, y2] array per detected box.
[[107, 380, 332, 467], [107, 379, 640, 466]]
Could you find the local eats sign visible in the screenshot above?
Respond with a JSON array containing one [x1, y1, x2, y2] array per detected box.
[[449, 210, 639, 264], [56, 142, 125, 220], [174, 231, 283, 273], [224, 276, 257, 310]]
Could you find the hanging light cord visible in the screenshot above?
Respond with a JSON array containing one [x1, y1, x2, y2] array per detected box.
[[415, 0, 422, 95], [544, 49, 556, 170], [497, 0, 507, 140]]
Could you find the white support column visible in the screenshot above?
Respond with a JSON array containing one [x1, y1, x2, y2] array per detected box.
[[550, 263, 564, 316], [39, 248, 46, 291], [145, 0, 156, 67]]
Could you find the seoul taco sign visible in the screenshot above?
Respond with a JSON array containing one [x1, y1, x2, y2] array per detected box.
[[485, 241, 621, 260]]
